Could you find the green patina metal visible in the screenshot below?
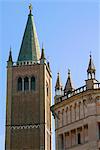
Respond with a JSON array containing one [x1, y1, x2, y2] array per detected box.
[[17, 12, 40, 62]]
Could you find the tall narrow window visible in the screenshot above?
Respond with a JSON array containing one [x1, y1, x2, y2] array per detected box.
[[79, 102, 81, 119], [83, 100, 87, 117], [98, 123, 100, 139], [84, 124, 88, 142], [61, 134, 64, 150], [65, 132, 70, 148], [18, 77, 22, 91], [58, 111, 60, 128], [71, 130, 76, 146], [70, 105, 72, 122], [62, 109, 64, 126], [31, 76, 35, 90], [77, 133, 81, 144], [58, 134, 64, 150], [74, 103, 76, 121], [66, 107, 68, 124], [24, 77, 29, 91]]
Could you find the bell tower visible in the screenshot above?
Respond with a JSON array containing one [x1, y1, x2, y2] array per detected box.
[[5, 5, 52, 150]]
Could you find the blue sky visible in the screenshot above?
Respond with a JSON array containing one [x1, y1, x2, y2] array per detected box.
[[0, 0, 100, 149]]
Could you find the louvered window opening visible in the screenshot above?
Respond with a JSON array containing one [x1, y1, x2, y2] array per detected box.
[[17, 76, 36, 92]]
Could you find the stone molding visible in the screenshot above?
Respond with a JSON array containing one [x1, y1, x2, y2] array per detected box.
[[11, 124, 40, 130]]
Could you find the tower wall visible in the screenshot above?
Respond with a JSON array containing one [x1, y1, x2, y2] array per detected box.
[[5, 63, 52, 149], [5, 65, 13, 149]]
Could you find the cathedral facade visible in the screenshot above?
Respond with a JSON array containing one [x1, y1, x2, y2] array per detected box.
[[51, 54, 100, 150], [5, 5, 52, 150]]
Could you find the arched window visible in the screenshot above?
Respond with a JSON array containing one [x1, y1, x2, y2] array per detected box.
[[18, 77, 22, 91], [31, 76, 35, 90], [24, 77, 29, 91]]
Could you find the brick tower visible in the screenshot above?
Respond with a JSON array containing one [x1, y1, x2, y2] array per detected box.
[[5, 5, 52, 150]]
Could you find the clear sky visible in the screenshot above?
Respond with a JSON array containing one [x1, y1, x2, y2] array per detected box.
[[0, 0, 100, 149]]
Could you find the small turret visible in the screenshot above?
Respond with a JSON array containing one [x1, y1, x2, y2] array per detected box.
[[86, 54, 97, 90], [7, 47, 13, 67], [64, 69, 74, 95], [87, 53, 96, 79], [55, 72, 63, 96]]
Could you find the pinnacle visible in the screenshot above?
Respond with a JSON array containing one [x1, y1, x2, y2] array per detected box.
[[8, 47, 13, 62], [64, 69, 74, 94], [87, 53, 96, 73], [55, 72, 62, 90]]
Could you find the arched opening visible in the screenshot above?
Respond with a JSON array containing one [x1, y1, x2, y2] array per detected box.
[[18, 77, 22, 91], [24, 77, 29, 91], [77, 133, 81, 144], [31, 76, 35, 90]]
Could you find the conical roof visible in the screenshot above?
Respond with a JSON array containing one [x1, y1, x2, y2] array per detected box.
[[55, 72, 62, 90], [17, 5, 41, 62], [64, 69, 74, 94], [87, 54, 96, 73]]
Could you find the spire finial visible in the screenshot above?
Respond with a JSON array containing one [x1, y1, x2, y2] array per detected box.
[[9, 46, 12, 61], [42, 42, 44, 50], [68, 69, 70, 77], [90, 51, 92, 58], [29, 4, 32, 14], [10, 45, 11, 52]]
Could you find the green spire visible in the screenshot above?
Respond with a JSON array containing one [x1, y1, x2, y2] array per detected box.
[[17, 4, 41, 62]]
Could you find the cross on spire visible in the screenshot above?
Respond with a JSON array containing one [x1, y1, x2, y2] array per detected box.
[[29, 4, 32, 14]]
